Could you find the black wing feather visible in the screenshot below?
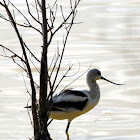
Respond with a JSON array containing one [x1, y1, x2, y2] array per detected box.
[[51, 90, 88, 111]]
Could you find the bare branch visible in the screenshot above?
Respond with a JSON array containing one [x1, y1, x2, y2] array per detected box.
[[50, 60, 80, 95], [9, 1, 30, 25], [49, 47, 60, 79], [50, 13, 76, 95], [47, 2, 58, 32], [66, 60, 80, 77], [29, 54, 40, 73], [70, 0, 73, 10], [35, 0, 40, 22], [0, 44, 26, 63], [26, 98, 33, 127], [0, 0, 82, 139], [48, 4, 53, 27], [5, 1, 43, 35], [47, 19, 53, 33], [51, 0, 58, 9], [61, 63, 92, 93], [0, 1, 39, 137], [48, 52, 56, 71], [24, 23, 43, 35], [0, 13, 42, 35], [12, 57, 28, 72], [60, 5, 66, 22], [25, 0, 42, 25], [53, 63, 73, 93], [47, 74, 52, 94], [50, 2, 58, 30], [48, 0, 81, 46], [22, 72, 32, 97], [37, 0, 42, 10], [23, 42, 41, 63]]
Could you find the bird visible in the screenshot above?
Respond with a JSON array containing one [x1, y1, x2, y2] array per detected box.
[[48, 68, 123, 140]]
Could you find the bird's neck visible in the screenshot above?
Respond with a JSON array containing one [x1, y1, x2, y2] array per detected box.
[[87, 79, 100, 99]]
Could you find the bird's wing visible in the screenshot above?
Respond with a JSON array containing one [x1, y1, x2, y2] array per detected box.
[[51, 89, 88, 112]]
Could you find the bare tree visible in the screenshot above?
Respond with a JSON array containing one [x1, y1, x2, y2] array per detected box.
[[0, 0, 81, 139]]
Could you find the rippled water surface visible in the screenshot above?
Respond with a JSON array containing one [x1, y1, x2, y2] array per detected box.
[[0, 0, 140, 140]]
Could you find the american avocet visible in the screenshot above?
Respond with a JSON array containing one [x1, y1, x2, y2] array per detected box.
[[49, 69, 123, 139]]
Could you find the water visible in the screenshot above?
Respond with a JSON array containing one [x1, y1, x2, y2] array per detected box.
[[0, 0, 140, 139]]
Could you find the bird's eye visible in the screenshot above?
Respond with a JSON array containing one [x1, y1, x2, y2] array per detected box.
[[97, 72, 101, 75]]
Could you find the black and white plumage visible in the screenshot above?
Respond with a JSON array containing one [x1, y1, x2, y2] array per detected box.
[[51, 90, 88, 112], [49, 69, 123, 139]]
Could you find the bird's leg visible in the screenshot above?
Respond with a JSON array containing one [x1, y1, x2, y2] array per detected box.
[[66, 132, 70, 140], [66, 121, 71, 140], [47, 119, 53, 126]]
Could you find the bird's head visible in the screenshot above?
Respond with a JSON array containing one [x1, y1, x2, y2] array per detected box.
[[87, 69, 124, 85]]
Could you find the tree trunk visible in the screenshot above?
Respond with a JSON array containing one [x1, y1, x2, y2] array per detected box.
[[39, 0, 51, 139]]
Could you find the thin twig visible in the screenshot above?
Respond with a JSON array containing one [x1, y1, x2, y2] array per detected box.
[[22, 72, 32, 97], [35, 0, 40, 22], [50, 9, 77, 97], [0, 44, 26, 63], [26, 98, 33, 127], [66, 60, 80, 77], [23, 41, 41, 63], [50, 3, 58, 30], [48, 0, 81, 46], [25, 0, 42, 25], [48, 52, 56, 71], [8, 1, 42, 35], [0, 1, 39, 135], [49, 47, 60, 79], [53, 64, 73, 93], [0, 13, 42, 34], [60, 5, 66, 22], [9, 1, 30, 25], [12, 57, 28, 72], [29, 54, 40, 73], [61, 63, 92, 93], [51, 0, 58, 9], [37, 0, 42, 10]]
